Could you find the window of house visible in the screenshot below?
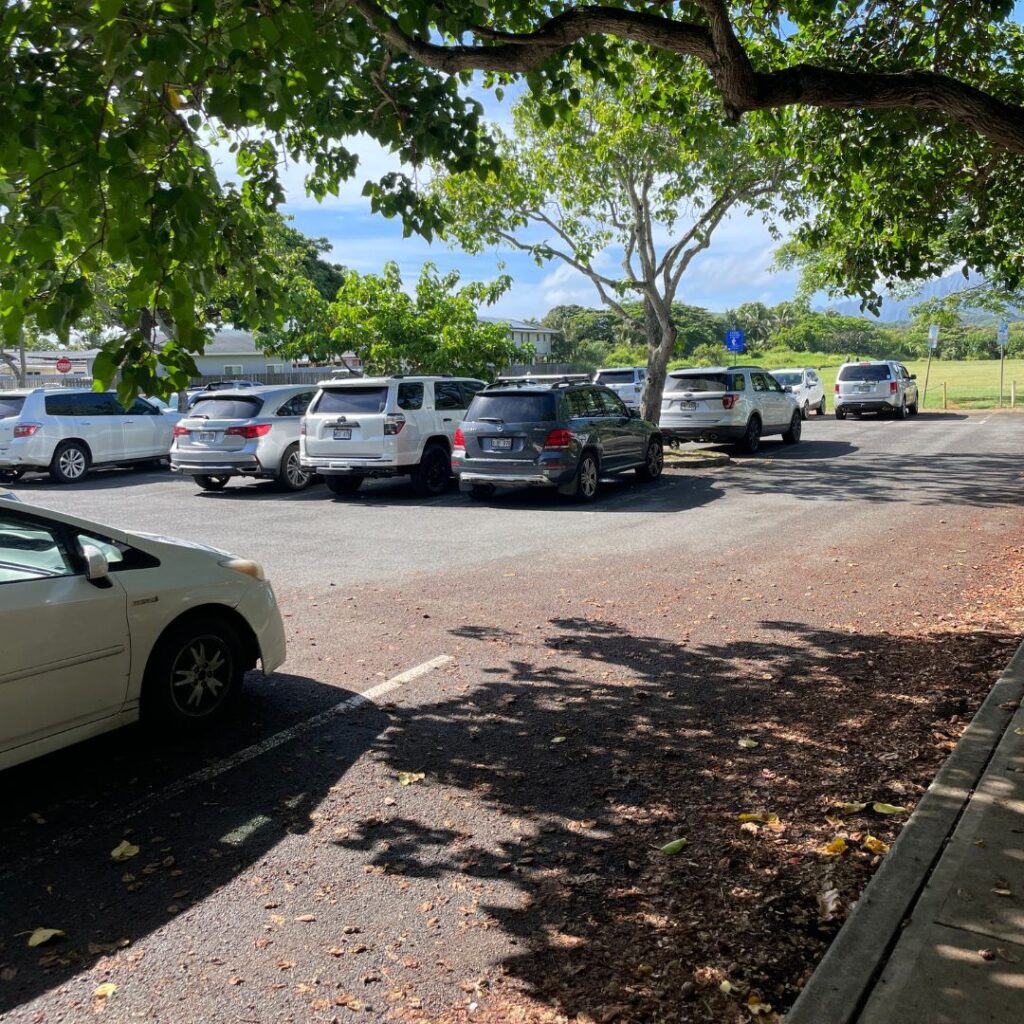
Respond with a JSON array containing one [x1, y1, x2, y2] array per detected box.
[[223, 364, 243, 375]]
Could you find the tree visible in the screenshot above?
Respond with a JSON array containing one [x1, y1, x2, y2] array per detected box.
[[8, 2, 1024, 391], [284, 261, 523, 378], [432, 59, 793, 419]]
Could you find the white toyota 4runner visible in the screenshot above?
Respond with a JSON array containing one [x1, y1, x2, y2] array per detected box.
[[301, 376, 485, 496]]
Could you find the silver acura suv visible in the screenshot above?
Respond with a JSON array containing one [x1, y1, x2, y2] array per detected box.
[[170, 385, 318, 491], [834, 360, 919, 419]]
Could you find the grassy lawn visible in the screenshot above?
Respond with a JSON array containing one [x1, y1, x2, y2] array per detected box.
[[786, 358, 1024, 410]]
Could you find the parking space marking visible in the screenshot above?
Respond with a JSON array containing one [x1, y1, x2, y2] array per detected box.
[[0, 655, 454, 876]]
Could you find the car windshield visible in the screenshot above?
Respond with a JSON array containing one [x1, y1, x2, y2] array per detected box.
[[838, 364, 891, 382], [771, 372, 802, 387], [315, 386, 389, 415], [0, 396, 25, 418], [595, 371, 635, 384], [187, 396, 265, 419], [668, 373, 731, 392], [467, 393, 558, 423]]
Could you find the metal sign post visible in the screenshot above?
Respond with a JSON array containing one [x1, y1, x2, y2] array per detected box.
[[998, 322, 1009, 407], [923, 325, 939, 407]]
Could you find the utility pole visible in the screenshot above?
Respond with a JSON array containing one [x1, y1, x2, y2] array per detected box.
[[998, 323, 1009, 408], [923, 324, 938, 407]]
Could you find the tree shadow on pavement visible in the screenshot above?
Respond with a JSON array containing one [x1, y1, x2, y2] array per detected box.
[[0, 672, 385, 1014], [335, 616, 1017, 1022]]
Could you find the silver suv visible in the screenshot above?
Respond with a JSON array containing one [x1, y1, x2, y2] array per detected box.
[[593, 367, 646, 408], [834, 361, 919, 419], [659, 365, 802, 454], [170, 385, 317, 491], [301, 376, 485, 496]]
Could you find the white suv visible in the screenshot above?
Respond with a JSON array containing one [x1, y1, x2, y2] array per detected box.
[[834, 360, 919, 419], [769, 367, 826, 418], [0, 388, 178, 483], [301, 376, 485, 496], [593, 367, 646, 408], [658, 365, 802, 454]]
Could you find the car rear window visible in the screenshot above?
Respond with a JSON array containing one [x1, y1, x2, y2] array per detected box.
[[188, 396, 265, 419], [595, 370, 635, 385], [314, 386, 389, 415], [0, 396, 25, 418], [838, 364, 891, 382], [667, 373, 735, 392], [467, 392, 558, 423], [771, 372, 802, 387]]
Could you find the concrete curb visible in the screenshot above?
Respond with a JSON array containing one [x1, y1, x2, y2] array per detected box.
[[786, 636, 1024, 1024], [664, 451, 731, 468]]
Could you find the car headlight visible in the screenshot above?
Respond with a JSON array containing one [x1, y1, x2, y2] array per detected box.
[[219, 558, 265, 581]]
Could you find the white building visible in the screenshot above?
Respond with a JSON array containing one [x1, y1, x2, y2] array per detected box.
[[478, 317, 560, 359]]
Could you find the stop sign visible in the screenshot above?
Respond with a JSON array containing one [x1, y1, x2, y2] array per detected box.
[[55, 355, 72, 374]]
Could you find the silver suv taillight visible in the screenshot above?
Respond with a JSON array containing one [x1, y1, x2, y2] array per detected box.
[[384, 413, 406, 435]]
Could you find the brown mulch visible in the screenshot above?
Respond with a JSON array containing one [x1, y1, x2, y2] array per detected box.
[[402, 543, 1024, 1024]]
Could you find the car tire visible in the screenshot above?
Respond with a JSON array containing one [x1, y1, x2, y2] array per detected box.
[[195, 474, 230, 491], [636, 437, 664, 481], [141, 613, 245, 731], [835, 407, 846, 420], [908, 397, 919, 416], [572, 451, 600, 502], [468, 484, 496, 501], [801, 401, 809, 420], [738, 416, 762, 455], [277, 443, 312, 492], [411, 444, 450, 497], [816, 398, 826, 416], [325, 475, 363, 495], [782, 411, 802, 444], [896, 397, 908, 419], [48, 440, 90, 483]]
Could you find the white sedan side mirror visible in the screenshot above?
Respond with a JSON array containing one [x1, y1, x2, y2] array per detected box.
[[81, 542, 110, 583]]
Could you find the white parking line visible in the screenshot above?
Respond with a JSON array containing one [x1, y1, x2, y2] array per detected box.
[[1, 655, 454, 875]]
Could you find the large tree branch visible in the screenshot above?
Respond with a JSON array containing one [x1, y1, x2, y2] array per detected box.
[[350, 1, 1024, 154]]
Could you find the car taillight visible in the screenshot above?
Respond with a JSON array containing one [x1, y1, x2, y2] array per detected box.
[[13, 423, 40, 438], [890, 381, 898, 393], [453, 427, 465, 449], [834, 384, 840, 394], [225, 423, 272, 439], [171, 424, 189, 437], [721, 394, 738, 410], [384, 414, 405, 435], [300, 421, 306, 435], [543, 428, 573, 450]]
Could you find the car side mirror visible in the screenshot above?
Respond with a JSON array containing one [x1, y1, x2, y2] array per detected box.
[[628, 407, 641, 418], [910, 374, 917, 380], [783, 385, 793, 393], [81, 542, 110, 586]]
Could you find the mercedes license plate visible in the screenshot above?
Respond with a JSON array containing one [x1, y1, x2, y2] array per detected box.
[[333, 427, 352, 440], [199, 431, 215, 441], [678, 401, 697, 411], [490, 437, 513, 450]]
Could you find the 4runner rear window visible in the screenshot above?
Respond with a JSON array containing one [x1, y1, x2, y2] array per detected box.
[[314, 387, 388, 415], [467, 393, 558, 423], [838, 364, 891, 382], [188, 396, 265, 419], [595, 370, 635, 385], [0, 397, 25, 418], [668, 373, 735, 392]]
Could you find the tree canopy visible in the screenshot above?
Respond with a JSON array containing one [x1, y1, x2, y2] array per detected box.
[[6, 2, 1024, 391]]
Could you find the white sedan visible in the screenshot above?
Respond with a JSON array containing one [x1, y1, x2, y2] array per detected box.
[[0, 500, 286, 771]]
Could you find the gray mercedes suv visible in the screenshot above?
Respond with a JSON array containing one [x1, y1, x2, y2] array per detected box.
[[451, 381, 663, 501]]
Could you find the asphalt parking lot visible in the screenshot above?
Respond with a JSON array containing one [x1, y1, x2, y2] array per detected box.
[[2, 411, 1023, 1023]]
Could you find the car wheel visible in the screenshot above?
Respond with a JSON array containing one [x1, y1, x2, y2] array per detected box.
[[141, 614, 244, 730], [782, 411, 802, 444], [738, 416, 762, 455], [835, 407, 846, 420], [908, 397, 919, 416], [325, 475, 363, 495], [468, 484, 496, 501], [411, 444, 450, 497], [636, 437, 664, 481], [817, 398, 826, 416], [195, 474, 230, 491], [896, 397, 908, 419], [277, 443, 312, 492], [48, 440, 90, 483], [572, 451, 600, 501], [801, 401, 809, 420]]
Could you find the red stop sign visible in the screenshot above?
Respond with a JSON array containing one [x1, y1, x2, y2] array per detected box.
[[55, 355, 72, 374]]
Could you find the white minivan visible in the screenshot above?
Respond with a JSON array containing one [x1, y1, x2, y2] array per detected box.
[[0, 388, 178, 483]]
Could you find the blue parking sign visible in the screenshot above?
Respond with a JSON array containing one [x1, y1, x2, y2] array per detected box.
[[725, 329, 745, 353]]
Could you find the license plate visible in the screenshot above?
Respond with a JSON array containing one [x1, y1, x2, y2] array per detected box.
[[199, 431, 215, 441], [490, 437, 513, 450], [857, 385, 872, 393], [678, 401, 697, 411], [333, 428, 352, 440]]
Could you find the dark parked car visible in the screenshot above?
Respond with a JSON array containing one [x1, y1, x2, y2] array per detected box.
[[451, 382, 663, 501]]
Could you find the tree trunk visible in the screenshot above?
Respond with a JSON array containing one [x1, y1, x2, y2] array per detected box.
[[640, 298, 677, 423]]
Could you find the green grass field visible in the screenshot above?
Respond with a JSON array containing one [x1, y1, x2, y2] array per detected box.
[[794, 358, 1024, 410]]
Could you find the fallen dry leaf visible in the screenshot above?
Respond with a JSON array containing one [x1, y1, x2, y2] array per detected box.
[[872, 803, 909, 816], [738, 737, 759, 749], [863, 835, 890, 855], [816, 887, 841, 922], [820, 837, 848, 857], [737, 813, 779, 824], [110, 840, 140, 863], [550, 736, 567, 744], [27, 928, 64, 948], [833, 801, 867, 814], [397, 771, 425, 786], [93, 982, 117, 999], [658, 838, 688, 855]]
